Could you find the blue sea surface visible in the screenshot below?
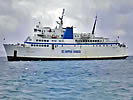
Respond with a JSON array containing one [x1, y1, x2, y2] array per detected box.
[[0, 57, 133, 100]]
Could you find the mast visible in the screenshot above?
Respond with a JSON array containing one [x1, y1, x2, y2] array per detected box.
[[91, 16, 97, 35], [56, 9, 65, 29]]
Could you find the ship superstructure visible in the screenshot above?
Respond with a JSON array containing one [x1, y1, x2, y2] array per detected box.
[[4, 9, 128, 61]]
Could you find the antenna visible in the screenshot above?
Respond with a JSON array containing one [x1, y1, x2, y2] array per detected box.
[[61, 9, 65, 24], [62, 9, 65, 18], [56, 9, 65, 29], [91, 15, 97, 35]]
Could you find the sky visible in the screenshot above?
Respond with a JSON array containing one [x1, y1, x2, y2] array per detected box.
[[0, 0, 133, 56]]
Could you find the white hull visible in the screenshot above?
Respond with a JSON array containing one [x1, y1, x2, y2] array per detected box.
[[4, 44, 128, 61]]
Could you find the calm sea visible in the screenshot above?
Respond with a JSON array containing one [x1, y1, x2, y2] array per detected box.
[[0, 57, 133, 100]]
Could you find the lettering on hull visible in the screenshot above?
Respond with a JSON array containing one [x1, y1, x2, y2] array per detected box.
[[61, 50, 81, 53]]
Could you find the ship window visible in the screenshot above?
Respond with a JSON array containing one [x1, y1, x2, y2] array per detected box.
[[52, 40, 57, 42], [38, 30, 41, 32], [34, 28, 37, 32], [90, 40, 92, 42], [36, 39, 38, 42], [42, 30, 45, 34], [44, 40, 46, 42], [31, 44, 33, 46], [47, 40, 49, 42], [61, 35, 63, 37], [47, 45, 49, 47]]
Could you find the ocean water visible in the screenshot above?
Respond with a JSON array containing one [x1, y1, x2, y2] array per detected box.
[[0, 57, 133, 100]]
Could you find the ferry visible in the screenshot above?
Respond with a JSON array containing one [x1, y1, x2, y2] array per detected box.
[[4, 9, 128, 61]]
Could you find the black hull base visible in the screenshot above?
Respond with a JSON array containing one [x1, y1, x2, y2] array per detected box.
[[7, 56, 128, 61]]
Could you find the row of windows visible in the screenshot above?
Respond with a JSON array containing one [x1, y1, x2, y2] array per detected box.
[[31, 44, 49, 47], [36, 39, 64, 42], [92, 44, 114, 47], [75, 40, 103, 42], [31, 44, 117, 47], [36, 39, 49, 42], [34, 29, 55, 33]]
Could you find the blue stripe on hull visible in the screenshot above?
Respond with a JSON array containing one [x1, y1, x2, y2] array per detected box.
[[24, 42, 120, 45]]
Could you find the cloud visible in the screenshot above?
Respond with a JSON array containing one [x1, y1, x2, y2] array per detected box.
[[0, 0, 133, 56], [0, 15, 18, 32]]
